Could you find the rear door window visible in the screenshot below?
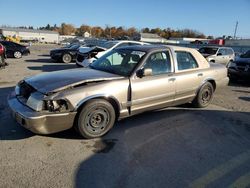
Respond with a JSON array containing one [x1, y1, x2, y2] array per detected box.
[[176, 51, 198, 71]]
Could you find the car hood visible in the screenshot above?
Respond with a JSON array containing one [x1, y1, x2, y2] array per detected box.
[[79, 46, 106, 54], [25, 68, 124, 94]]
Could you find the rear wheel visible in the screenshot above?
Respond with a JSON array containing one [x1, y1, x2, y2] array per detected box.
[[192, 82, 214, 108], [62, 53, 72, 63], [14, 51, 22, 59], [75, 99, 116, 139]]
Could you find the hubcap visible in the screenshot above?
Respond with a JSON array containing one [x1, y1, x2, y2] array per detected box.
[[201, 86, 212, 104], [63, 54, 71, 63], [85, 107, 110, 135], [14, 51, 21, 58]]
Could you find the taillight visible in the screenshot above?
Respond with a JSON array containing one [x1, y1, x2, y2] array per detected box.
[[0, 45, 4, 54]]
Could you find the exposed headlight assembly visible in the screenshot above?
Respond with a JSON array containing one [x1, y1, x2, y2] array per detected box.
[[44, 99, 69, 112]]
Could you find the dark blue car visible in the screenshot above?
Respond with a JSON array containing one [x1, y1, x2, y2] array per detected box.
[[0, 41, 30, 58]]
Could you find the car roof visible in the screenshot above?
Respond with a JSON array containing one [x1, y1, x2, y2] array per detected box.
[[116, 44, 196, 53], [110, 40, 143, 43]]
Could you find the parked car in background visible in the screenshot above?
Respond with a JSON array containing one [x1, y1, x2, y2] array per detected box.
[[199, 46, 235, 65], [228, 50, 250, 82], [50, 44, 85, 63], [8, 45, 229, 138], [0, 43, 7, 67], [76, 40, 148, 67], [0, 41, 30, 58]]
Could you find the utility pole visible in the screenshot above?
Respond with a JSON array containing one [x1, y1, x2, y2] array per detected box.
[[233, 21, 238, 39]]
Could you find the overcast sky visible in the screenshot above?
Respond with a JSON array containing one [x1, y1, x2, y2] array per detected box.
[[0, 0, 250, 38]]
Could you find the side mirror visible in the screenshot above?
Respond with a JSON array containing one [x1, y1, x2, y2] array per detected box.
[[144, 68, 153, 76], [136, 68, 152, 78], [217, 53, 222, 56]]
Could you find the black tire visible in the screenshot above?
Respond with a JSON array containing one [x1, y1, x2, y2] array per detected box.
[[192, 82, 214, 108], [62, 53, 72, 63], [75, 99, 116, 139]]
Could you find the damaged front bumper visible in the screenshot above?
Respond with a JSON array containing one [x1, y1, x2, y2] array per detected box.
[[8, 94, 77, 135]]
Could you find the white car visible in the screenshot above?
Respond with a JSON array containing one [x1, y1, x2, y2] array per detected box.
[[198, 46, 235, 65], [76, 40, 149, 67]]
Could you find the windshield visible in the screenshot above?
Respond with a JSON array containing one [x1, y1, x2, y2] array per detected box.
[[240, 50, 250, 58], [199, 47, 218, 55], [69, 44, 80, 49], [99, 41, 119, 49], [90, 49, 146, 76]]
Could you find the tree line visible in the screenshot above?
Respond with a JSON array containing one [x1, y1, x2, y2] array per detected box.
[[38, 23, 212, 39], [5, 23, 213, 39]]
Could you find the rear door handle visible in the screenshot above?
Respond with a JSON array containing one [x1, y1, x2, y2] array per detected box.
[[168, 78, 176, 82], [197, 73, 203, 77]]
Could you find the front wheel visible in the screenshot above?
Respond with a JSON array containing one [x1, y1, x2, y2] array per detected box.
[[14, 51, 22, 58], [75, 99, 116, 139], [192, 82, 214, 108], [62, 53, 72, 63]]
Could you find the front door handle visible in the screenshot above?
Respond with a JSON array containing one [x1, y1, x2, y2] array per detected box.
[[197, 73, 203, 77], [168, 78, 176, 82]]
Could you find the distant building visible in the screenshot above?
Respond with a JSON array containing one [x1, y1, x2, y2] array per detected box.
[[208, 39, 225, 46], [0, 27, 59, 43], [135, 33, 168, 43], [169, 37, 209, 44], [83, 32, 91, 38], [59, 35, 76, 42], [225, 39, 250, 46]]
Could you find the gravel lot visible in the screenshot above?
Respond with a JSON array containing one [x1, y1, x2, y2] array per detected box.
[[0, 44, 250, 188]]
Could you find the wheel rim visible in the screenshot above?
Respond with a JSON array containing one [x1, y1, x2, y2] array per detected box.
[[14, 51, 21, 58], [63, 54, 71, 63], [201, 86, 212, 105], [84, 106, 110, 135]]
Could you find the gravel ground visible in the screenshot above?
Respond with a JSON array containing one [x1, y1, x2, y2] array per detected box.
[[0, 44, 250, 188]]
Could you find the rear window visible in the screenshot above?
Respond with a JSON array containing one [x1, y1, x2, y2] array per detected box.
[[199, 47, 218, 55]]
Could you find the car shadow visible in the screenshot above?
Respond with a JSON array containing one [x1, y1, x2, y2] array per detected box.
[[27, 64, 77, 72], [37, 54, 50, 57], [0, 86, 34, 140], [25, 58, 52, 63], [228, 80, 250, 87], [74, 108, 250, 188], [239, 96, 250, 102]]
